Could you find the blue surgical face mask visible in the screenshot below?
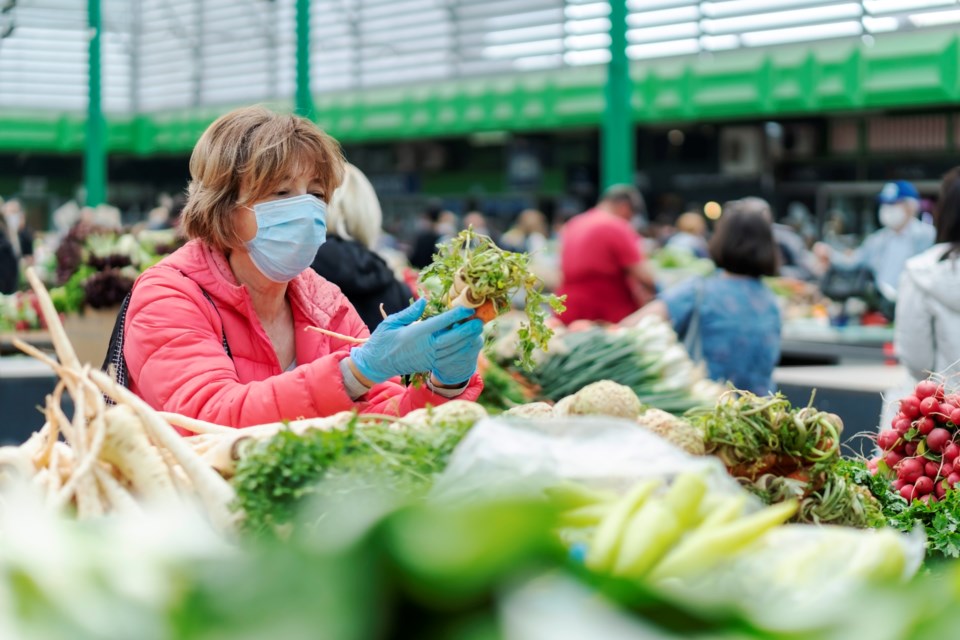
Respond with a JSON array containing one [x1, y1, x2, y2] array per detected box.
[[244, 194, 327, 282]]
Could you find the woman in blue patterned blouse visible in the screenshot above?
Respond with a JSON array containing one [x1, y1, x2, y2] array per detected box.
[[625, 199, 782, 394]]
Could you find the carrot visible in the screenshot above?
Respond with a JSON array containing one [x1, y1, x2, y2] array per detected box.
[[473, 299, 498, 323]]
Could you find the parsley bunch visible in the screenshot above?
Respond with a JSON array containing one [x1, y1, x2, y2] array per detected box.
[[841, 458, 960, 559], [231, 416, 473, 537]]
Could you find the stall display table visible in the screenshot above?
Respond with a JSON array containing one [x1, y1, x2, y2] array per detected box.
[[0, 356, 65, 445], [780, 324, 894, 366], [0, 331, 53, 357]]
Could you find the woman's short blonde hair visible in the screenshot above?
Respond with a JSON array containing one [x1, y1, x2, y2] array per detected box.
[[327, 163, 382, 249], [181, 105, 345, 252]]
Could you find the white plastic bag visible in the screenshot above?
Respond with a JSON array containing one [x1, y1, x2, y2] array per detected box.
[[431, 415, 749, 503]]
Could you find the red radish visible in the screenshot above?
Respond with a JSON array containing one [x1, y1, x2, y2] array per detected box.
[[942, 462, 955, 477], [920, 397, 940, 417], [900, 484, 916, 501], [885, 450, 904, 468], [893, 479, 905, 491], [877, 430, 899, 451], [905, 442, 919, 456], [936, 481, 949, 499], [920, 494, 936, 505], [917, 417, 935, 435], [936, 385, 946, 402], [940, 403, 957, 417], [915, 476, 934, 495], [898, 457, 924, 483], [945, 443, 960, 461], [949, 472, 960, 487], [916, 381, 939, 400], [925, 461, 942, 478], [893, 417, 912, 435], [901, 396, 921, 419], [945, 393, 960, 406], [927, 428, 952, 453], [951, 408, 960, 426]]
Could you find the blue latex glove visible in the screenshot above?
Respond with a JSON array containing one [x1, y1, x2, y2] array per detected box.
[[349, 298, 481, 384], [432, 323, 484, 386]]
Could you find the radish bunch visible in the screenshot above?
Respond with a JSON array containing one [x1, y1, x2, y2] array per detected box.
[[872, 380, 960, 504]]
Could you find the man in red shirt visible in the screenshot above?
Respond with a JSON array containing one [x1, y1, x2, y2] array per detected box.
[[557, 185, 656, 324]]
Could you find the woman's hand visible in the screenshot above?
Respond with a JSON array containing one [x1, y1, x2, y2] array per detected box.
[[349, 299, 482, 384], [431, 328, 484, 386]]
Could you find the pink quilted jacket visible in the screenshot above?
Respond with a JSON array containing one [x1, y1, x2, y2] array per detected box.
[[124, 240, 482, 428]]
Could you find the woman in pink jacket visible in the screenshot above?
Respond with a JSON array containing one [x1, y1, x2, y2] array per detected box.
[[123, 106, 484, 428]]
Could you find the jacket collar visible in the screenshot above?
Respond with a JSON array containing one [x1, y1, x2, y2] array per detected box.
[[161, 240, 343, 327]]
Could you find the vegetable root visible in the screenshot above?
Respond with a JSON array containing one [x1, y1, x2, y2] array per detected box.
[[88, 369, 238, 535], [9, 269, 241, 533], [304, 326, 368, 344], [99, 405, 178, 504]]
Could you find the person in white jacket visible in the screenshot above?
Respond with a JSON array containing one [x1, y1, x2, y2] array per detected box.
[[895, 166, 960, 384]]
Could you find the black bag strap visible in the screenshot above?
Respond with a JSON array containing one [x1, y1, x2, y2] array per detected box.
[[101, 273, 232, 400]]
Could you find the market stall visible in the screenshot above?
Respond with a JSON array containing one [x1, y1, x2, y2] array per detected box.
[[0, 271, 953, 639], [0, 232, 956, 640]]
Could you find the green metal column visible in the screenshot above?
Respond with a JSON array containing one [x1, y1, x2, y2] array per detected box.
[[295, 0, 314, 119], [601, 0, 634, 189], [85, 0, 107, 206]]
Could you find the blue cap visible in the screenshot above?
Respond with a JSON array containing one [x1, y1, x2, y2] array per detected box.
[[877, 180, 920, 204]]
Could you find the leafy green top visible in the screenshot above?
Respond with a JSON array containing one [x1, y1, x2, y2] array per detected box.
[[842, 458, 960, 560], [419, 228, 565, 372], [231, 416, 473, 537]]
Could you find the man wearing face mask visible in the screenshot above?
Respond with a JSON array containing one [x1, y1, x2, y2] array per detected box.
[[120, 106, 484, 429], [817, 181, 935, 298]]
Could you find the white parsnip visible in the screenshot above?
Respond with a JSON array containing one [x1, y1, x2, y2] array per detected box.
[[93, 465, 143, 517], [158, 412, 235, 436], [89, 369, 238, 534], [46, 444, 62, 504], [96, 405, 178, 504], [25, 267, 79, 372]]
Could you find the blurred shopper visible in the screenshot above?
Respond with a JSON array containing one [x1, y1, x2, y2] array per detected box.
[[895, 167, 960, 383], [773, 218, 820, 281], [502, 208, 549, 254], [816, 181, 934, 297], [463, 211, 499, 243], [0, 215, 18, 294], [2, 197, 34, 266], [737, 197, 820, 281], [624, 200, 781, 394], [665, 211, 709, 258], [557, 185, 656, 324], [408, 202, 455, 269], [121, 106, 483, 428], [310, 163, 413, 332]]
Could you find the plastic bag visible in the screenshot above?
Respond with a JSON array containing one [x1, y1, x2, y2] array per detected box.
[[431, 415, 750, 504], [656, 524, 925, 634]]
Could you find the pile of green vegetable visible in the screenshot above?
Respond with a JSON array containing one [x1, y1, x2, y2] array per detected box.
[[689, 392, 884, 528], [230, 411, 478, 536], [0, 291, 44, 332], [843, 458, 960, 560], [490, 315, 724, 415]]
